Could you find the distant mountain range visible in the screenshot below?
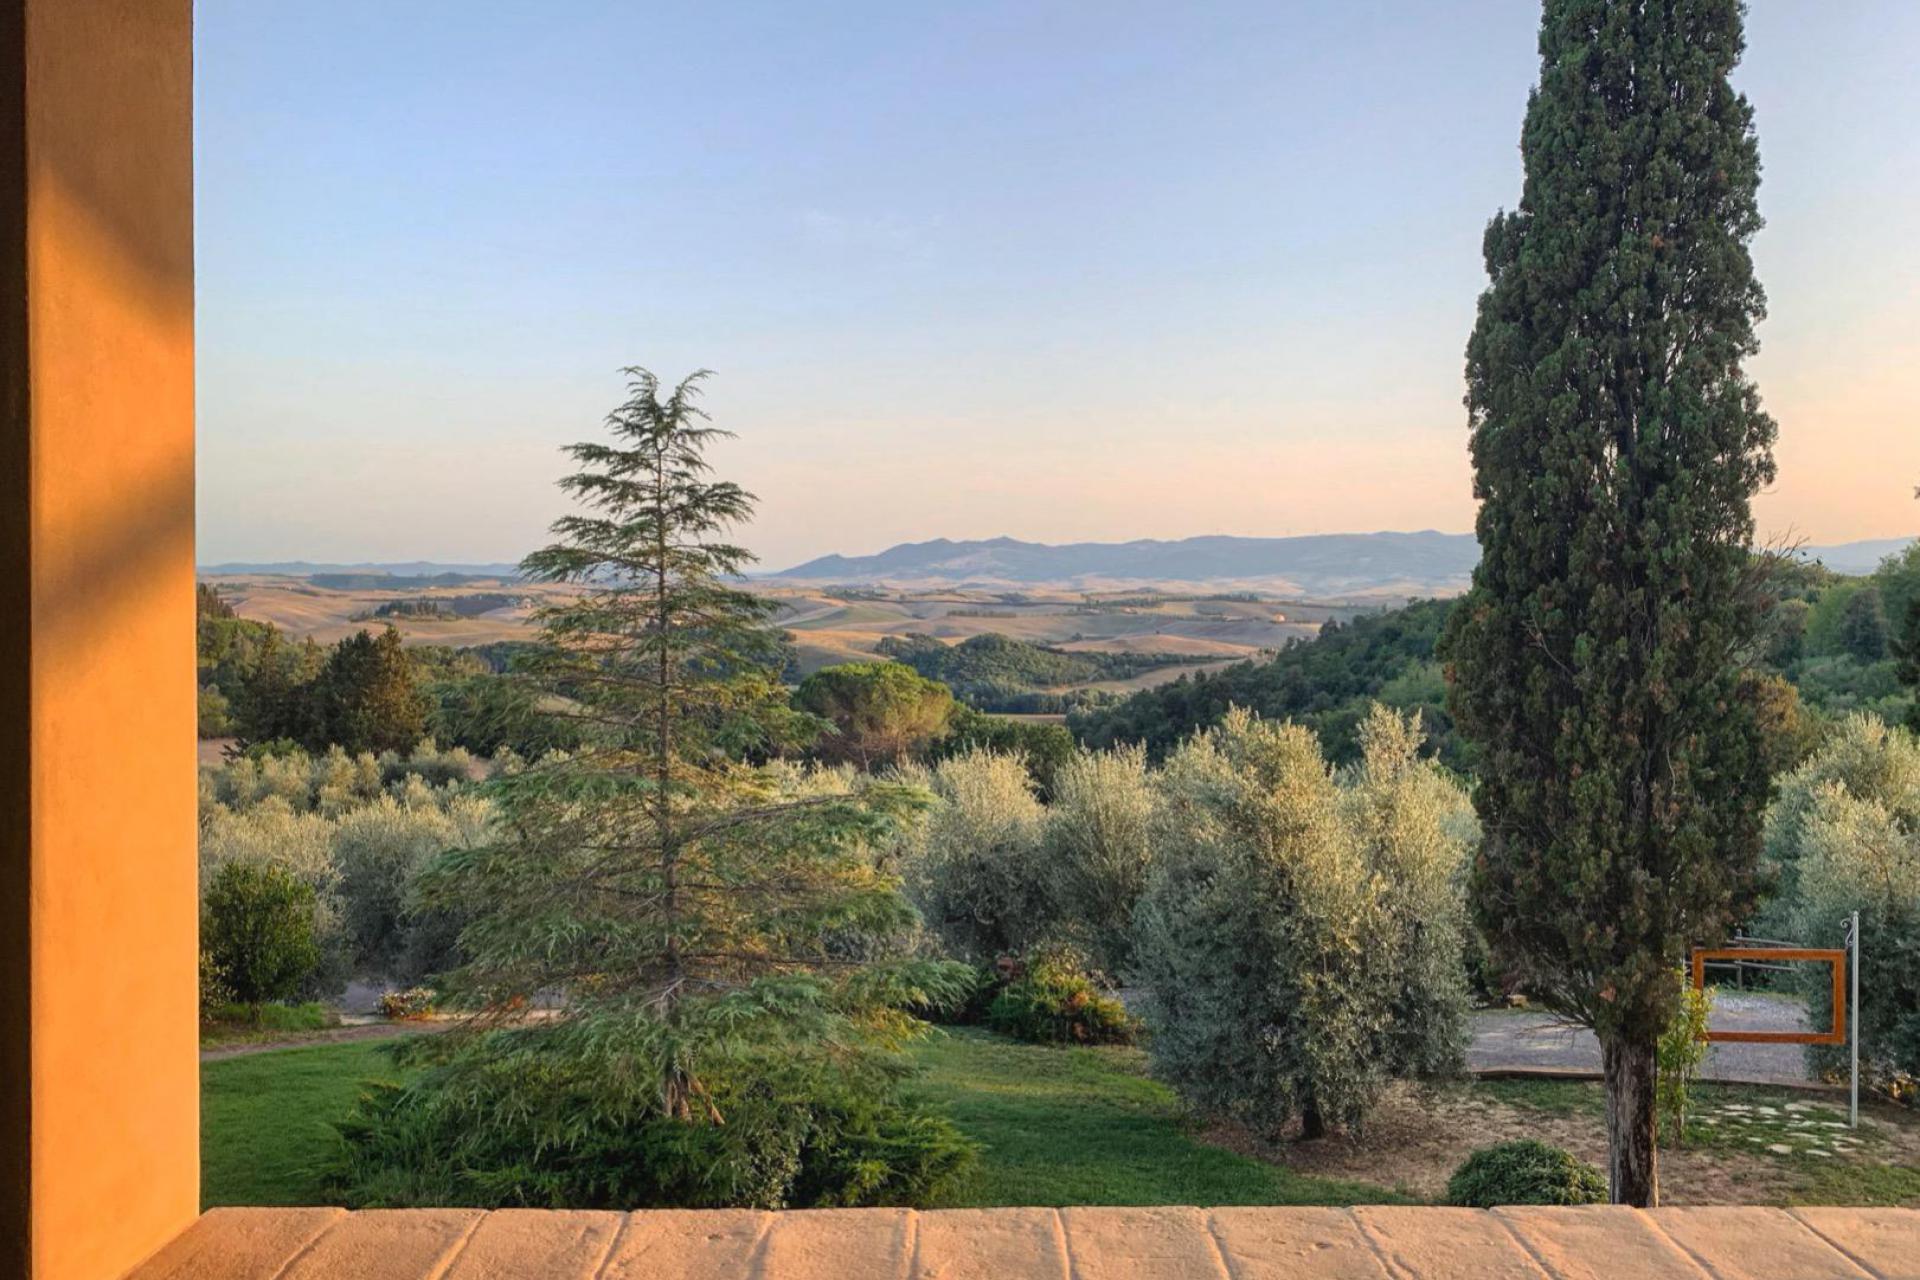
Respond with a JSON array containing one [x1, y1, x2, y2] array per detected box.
[[199, 533, 1915, 600], [769, 531, 1917, 597], [769, 532, 1483, 597], [1794, 537, 1917, 575]]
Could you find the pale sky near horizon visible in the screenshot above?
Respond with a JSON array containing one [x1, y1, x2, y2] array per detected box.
[[195, 2, 1920, 570]]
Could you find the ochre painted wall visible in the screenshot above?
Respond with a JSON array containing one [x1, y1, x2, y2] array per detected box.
[[1, 2, 198, 1277]]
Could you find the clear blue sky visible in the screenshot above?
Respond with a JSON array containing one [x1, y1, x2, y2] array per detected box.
[[195, 1, 1920, 569]]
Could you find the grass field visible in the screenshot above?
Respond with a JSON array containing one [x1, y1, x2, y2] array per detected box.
[[203, 1027, 1920, 1211], [907, 1030, 1403, 1207], [200, 1029, 1400, 1210], [203, 1041, 410, 1207]]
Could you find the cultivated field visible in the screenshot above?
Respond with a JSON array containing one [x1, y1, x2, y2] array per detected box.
[[765, 588, 1353, 678], [198, 573, 579, 648], [201, 572, 1382, 689]]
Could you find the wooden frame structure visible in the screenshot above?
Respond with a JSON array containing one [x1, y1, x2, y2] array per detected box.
[[1689, 947, 1846, 1045]]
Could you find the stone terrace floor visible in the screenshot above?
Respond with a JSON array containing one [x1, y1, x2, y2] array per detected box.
[[131, 1205, 1920, 1279]]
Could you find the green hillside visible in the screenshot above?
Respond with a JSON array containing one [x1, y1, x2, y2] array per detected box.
[[1068, 598, 1463, 768]]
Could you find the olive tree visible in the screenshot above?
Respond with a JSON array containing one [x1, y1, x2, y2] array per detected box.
[[904, 748, 1051, 961], [1043, 745, 1155, 976], [1133, 707, 1471, 1139], [1771, 715, 1920, 1085]]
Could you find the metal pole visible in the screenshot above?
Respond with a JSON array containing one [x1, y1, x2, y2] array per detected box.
[[1850, 910, 1860, 1129]]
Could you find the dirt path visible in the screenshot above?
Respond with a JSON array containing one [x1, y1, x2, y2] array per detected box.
[[200, 1020, 449, 1062]]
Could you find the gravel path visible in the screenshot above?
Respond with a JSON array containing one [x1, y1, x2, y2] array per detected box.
[[1469, 992, 1820, 1086]]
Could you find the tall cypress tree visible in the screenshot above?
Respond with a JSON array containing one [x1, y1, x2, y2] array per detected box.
[[1442, 0, 1776, 1205]]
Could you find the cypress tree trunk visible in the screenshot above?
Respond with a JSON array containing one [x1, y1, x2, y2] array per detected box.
[[1601, 1035, 1659, 1206]]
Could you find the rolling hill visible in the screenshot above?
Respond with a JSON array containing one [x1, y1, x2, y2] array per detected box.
[[770, 532, 1481, 596], [770, 532, 1918, 596]]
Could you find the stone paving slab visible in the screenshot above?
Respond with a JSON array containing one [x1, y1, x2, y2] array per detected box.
[[602, 1209, 771, 1280], [444, 1209, 624, 1279], [131, 1205, 1920, 1279], [277, 1208, 485, 1280], [1648, 1206, 1880, 1279], [1353, 1205, 1549, 1279], [1792, 1208, 1920, 1280], [133, 1207, 346, 1280], [1208, 1205, 1392, 1278], [762, 1209, 913, 1280], [912, 1207, 1066, 1280], [1491, 1205, 1710, 1280], [1059, 1206, 1223, 1280]]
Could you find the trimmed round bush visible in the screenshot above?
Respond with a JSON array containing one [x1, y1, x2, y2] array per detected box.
[[1445, 1140, 1606, 1208]]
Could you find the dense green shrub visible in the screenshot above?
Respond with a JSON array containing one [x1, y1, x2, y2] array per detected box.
[[1133, 706, 1472, 1138], [198, 685, 236, 738], [199, 947, 234, 1016], [1445, 1140, 1606, 1208], [1784, 654, 1909, 728], [378, 987, 437, 1021], [985, 948, 1135, 1045], [332, 1033, 975, 1209], [1339, 708, 1475, 1079], [378, 742, 479, 790], [330, 787, 489, 979], [202, 861, 323, 1012], [918, 962, 1002, 1027]]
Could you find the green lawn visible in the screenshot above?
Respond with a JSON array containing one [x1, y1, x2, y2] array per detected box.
[[909, 1029, 1404, 1206], [201, 1028, 1402, 1209], [202, 1041, 411, 1207]]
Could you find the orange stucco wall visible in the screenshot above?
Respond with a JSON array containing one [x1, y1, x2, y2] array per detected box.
[[1, 2, 198, 1277]]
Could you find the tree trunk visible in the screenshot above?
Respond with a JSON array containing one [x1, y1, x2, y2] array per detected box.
[[1602, 1034, 1659, 1206], [1299, 1096, 1327, 1141]]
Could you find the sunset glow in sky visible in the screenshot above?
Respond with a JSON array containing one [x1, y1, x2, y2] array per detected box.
[[195, 2, 1919, 569]]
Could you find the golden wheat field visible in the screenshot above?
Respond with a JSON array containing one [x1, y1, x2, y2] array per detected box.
[[202, 573, 1354, 688]]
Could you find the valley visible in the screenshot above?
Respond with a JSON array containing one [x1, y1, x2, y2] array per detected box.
[[198, 569, 1382, 701]]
